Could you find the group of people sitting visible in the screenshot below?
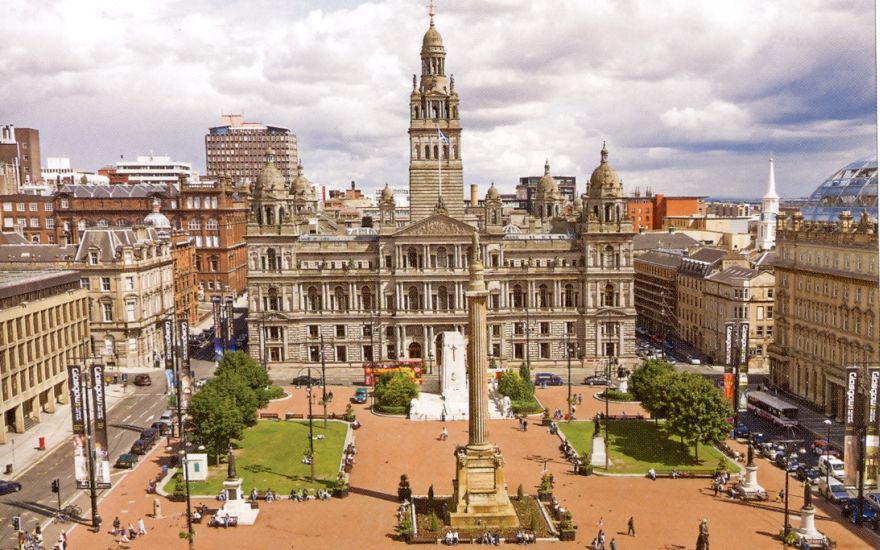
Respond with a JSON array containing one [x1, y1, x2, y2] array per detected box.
[[720, 442, 744, 462], [191, 504, 209, 523], [443, 530, 460, 545], [514, 530, 537, 544], [560, 441, 577, 462], [248, 488, 277, 502], [478, 531, 501, 545], [289, 488, 332, 501], [343, 443, 357, 472]]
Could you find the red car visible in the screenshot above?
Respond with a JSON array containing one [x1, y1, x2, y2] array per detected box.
[[134, 374, 152, 387]]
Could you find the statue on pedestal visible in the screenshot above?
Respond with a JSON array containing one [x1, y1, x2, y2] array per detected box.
[[803, 482, 813, 509], [695, 518, 709, 550], [747, 442, 755, 467], [227, 446, 238, 480]]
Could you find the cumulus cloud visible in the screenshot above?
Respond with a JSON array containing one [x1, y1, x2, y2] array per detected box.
[[0, 0, 874, 199]]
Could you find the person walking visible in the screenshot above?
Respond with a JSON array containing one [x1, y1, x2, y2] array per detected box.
[[112, 516, 121, 535], [627, 516, 635, 536], [138, 517, 147, 535], [610, 538, 617, 550], [440, 426, 448, 441], [776, 488, 785, 502]]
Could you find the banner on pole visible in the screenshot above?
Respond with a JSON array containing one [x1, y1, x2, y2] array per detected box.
[[724, 323, 734, 366], [90, 364, 111, 489], [722, 372, 734, 406], [162, 318, 174, 371], [67, 365, 89, 489], [844, 367, 860, 486], [225, 297, 234, 351], [179, 319, 190, 372], [212, 296, 222, 357], [738, 323, 749, 366], [865, 367, 880, 487]]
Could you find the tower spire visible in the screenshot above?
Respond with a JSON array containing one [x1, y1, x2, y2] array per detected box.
[[765, 154, 779, 199]]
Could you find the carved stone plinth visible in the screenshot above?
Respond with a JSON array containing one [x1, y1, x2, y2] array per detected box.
[[449, 444, 519, 529], [796, 505, 826, 544], [219, 477, 260, 525]]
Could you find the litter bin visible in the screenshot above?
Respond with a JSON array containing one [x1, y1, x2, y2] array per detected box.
[[5, 464, 12, 474], [38, 436, 46, 450]]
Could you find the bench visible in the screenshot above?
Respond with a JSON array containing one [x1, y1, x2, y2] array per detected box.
[[259, 412, 280, 420], [606, 414, 645, 420], [210, 515, 238, 527], [285, 412, 297, 420], [654, 470, 716, 479], [289, 413, 305, 419]]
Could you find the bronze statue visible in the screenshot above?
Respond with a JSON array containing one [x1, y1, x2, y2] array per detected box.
[[227, 446, 237, 480], [695, 518, 709, 550], [747, 442, 755, 467], [804, 481, 813, 509]]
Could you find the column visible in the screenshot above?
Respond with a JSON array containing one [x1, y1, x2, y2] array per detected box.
[[13, 403, 24, 433], [0, 408, 5, 444], [467, 278, 490, 447], [45, 388, 56, 413], [30, 395, 41, 422]]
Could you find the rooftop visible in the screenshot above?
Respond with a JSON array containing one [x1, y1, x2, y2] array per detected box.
[[0, 270, 81, 301]]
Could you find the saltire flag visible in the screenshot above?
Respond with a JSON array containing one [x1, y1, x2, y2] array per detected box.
[[437, 128, 449, 145]]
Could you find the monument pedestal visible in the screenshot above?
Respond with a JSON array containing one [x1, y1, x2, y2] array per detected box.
[[219, 477, 260, 525], [796, 505, 826, 545], [449, 444, 519, 529]]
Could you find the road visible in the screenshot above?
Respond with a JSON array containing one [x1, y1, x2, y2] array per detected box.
[[0, 384, 168, 548]]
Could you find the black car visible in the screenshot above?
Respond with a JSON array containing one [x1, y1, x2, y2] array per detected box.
[[0, 480, 22, 496], [134, 374, 152, 386], [140, 428, 158, 445], [130, 439, 150, 455], [115, 453, 139, 469], [292, 375, 322, 387], [583, 375, 609, 386], [151, 421, 172, 435]]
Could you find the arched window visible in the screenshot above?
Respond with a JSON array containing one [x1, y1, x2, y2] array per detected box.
[[265, 248, 278, 270], [265, 287, 281, 311], [115, 218, 127, 227], [206, 218, 219, 231], [538, 284, 549, 308], [512, 284, 524, 308], [604, 245, 616, 268], [564, 284, 575, 308], [443, 145, 448, 160], [434, 145, 439, 159], [407, 247, 419, 269], [189, 218, 201, 231], [425, 145, 430, 159], [307, 286, 321, 311], [97, 219, 109, 228], [408, 286, 421, 311], [604, 283, 616, 307], [334, 285, 348, 312], [435, 246, 447, 268], [361, 286, 373, 310]]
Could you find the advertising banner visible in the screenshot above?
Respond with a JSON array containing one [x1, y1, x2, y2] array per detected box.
[[179, 319, 190, 372], [90, 364, 111, 489], [67, 365, 89, 489], [738, 323, 749, 366], [865, 367, 880, 487], [225, 297, 235, 351], [844, 367, 860, 487], [162, 318, 174, 371], [724, 323, 734, 366], [212, 296, 222, 357], [722, 372, 734, 406]]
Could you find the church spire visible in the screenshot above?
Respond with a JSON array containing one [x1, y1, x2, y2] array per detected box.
[[764, 154, 779, 199]]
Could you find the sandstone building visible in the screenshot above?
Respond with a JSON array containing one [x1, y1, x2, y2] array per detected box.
[[245, 13, 636, 377]]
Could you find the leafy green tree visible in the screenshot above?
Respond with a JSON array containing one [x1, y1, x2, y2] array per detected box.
[[629, 359, 676, 420], [216, 351, 272, 408], [665, 373, 732, 460], [188, 385, 244, 464], [498, 370, 533, 401], [374, 372, 419, 409], [518, 362, 531, 385], [212, 370, 260, 426]]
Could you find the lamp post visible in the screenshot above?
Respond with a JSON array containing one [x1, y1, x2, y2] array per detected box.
[[524, 306, 531, 370], [179, 450, 194, 550], [564, 333, 573, 422], [78, 340, 101, 531], [604, 357, 613, 471], [778, 435, 805, 541], [823, 418, 832, 494], [427, 348, 434, 376], [306, 368, 316, 482]]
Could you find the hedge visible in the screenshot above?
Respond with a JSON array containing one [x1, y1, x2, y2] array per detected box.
[[375, 404, 408, 415], [511, 399, 543, 414]]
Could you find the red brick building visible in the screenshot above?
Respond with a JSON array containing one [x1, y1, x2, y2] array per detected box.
[[626, 193, 705, 231], [0, 194, 55, 243], [0, 126, 42, 190]]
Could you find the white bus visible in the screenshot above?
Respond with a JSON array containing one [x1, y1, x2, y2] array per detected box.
[[747, 391, 798, 427]]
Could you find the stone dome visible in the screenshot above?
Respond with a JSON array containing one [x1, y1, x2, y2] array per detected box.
[[380, 183, 394, 201], [572, 195, 583, 212], [422, 22, 444, 52], [486, 182, 500, 201], [257, 150, 286, 194], [291, 162, 313, 196], [536, 160, 558, 195], [588, 142, 622, 198], [144, 198, 171, 238]]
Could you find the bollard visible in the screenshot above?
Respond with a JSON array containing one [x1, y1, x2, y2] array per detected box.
[[38, 436, 46, 450], [153, 498, 162, 519]]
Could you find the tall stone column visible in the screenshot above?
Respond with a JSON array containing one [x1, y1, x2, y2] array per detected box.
[[466, 230, 490, 448]]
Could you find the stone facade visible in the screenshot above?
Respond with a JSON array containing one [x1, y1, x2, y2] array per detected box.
[[244, 14, 636, 379], [769, 210, 879, 419], [0, 271, 88, 444]]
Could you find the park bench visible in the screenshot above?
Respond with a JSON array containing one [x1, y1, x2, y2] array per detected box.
[[289, 413, 305, 419], [654, 470, 715, 479], [210, 515, 238, 527], [259, 412, 280, 420], [285, 412, 297, 420], [606, 413, 645, 420]]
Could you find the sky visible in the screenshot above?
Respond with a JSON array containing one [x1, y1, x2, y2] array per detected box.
[[0, 0, 876, 199]]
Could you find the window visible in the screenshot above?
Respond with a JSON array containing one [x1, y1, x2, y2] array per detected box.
[[539, 343, 550, 359], [189, 218, 201, 231], [513, 343, 524, 359], [1, 203, 11, 212], [46, 217, 55, 228], [210, 256, 219, 272], [126, 301, 136, 321], [125, 276, 134, 291], [335, 345, 347, 362], [101, 303, 113, 322], [363, 345, 374, 362], [308, 325, 319, 338], [89, 252, 98, 265], [565, 321, 575, 334], [756, 306, 764, 320], [29, 202, 39, 212], [206, 218, 219, 231], [80, 278, 90, 290], [540, 322, 550, 335], [101, 277, 111, 291], [60, 198, 69, 209], [16, 203, 24, 211], [767, 306, 773, 319], [490, 324, 501, 337], [336, 325, 346, 338], [514, 322, 524, 335], [309, 345, 320, 362], [491, 343, 501, 357]]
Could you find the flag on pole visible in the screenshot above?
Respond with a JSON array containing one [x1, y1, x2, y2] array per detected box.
[[437, 128, 449, 145]]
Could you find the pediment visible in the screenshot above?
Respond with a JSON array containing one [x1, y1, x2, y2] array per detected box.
[[392, 214, 476, 238]]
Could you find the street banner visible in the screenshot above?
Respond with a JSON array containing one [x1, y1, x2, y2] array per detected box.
[[179, 319, 190, 372], [724, 323, 734, 366], [225, 296, 234, 351], [162, 318, 174, 371], [844, 367, 860, 486], [722, 372, 734, 406], [90, 364, 111, 489], [865, 367, 880, 487], [67, 365, 89, 489], [738, 323, 749, 366], [212, 296, 222, 357]]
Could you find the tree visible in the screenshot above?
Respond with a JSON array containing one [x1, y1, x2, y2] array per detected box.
[[188, 386, 244, 464], [665, 373, 732, 460], [497, 370, 533, 401], [629, 359, 676, 421], [374, 372, 419, 409], [216, 351, 272, 408], [212, 370, 260, 426]]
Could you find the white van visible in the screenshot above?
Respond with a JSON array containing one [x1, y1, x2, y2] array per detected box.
[[818, 455, 845, 482]]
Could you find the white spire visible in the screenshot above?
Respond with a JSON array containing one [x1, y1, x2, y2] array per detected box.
[[764, 154, 779, 199]]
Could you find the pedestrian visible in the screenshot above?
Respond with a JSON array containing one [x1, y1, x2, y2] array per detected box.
[[777, 488, 785, 502], [610, 538, 617, 550], [128, 523, 136, 540], [57, 534, 65, 550], [138, 517, 147, 535], [713, 480, 719, 496], [112, 516, 121, 535], [440, 426, 448, 441], [627, 516, 635, 536], [598, 529, 606, 550]]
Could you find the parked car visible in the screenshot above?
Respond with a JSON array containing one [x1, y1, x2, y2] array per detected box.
[[762, 442, 782, 461], [750, 432, 765, 446], [150, 421, 172, 435], [534, 373, 563, 387], [819, 456, 846, 482], [774, 452, 797, 470], [735, 423, 750, 439], [583, 375, 609, 386], [0, 480, 22, 495], [796, 465, 820, 484], [133, 374, 152, 386], [843, 498, 879, 528], [115, 453, 139, 469], [130, 439, 150, 455], [353, 387, 369, 404], [687, 356, 701, 365], [812, 439, 842, 458], [819, 478, 849, 504], [140, 428, 158, 446], [292, 375, 322, 387]]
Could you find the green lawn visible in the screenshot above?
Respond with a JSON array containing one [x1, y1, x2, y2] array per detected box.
[[561, 420, 725, 474], [165, 420, 348, 496]]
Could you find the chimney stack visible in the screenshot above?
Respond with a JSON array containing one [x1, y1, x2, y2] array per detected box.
[[470, 184, 478, 207]]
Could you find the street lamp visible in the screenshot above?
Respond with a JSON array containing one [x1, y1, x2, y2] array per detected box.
[[427, 348, 434, 376], [306, 373, 316, 482], [562, 334, 573, 422], [779, 436, 806, 541], [823, 418, 832, 494], [178, 449, 194, 550]]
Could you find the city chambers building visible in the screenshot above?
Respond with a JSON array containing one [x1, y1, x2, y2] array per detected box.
[[245, 13, 636, 378]]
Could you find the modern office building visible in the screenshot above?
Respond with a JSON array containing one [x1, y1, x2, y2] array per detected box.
[[205, 114, 298, 188], [0, 125, 42, 192]]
